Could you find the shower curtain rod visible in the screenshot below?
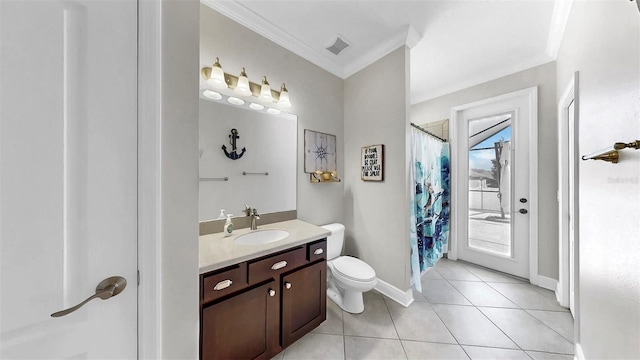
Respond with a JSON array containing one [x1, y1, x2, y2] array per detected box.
[[410, 123, 447, 142]]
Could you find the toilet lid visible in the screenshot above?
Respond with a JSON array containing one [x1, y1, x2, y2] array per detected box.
[[332, 256, 376, 282]]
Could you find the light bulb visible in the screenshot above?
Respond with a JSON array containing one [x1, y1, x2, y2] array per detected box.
[[249, 103, 264, 111], [234, 67, 252, 97], [259, 76, 274, 102], [227, 97, 245, 106], [278, 83, 291, 108], [202, 90, 222, 100], [207, 57, 227, 89], [267, 108, 281, 115]]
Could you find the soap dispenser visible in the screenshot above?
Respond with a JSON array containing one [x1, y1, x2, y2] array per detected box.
[[223, 214, 234, 237]]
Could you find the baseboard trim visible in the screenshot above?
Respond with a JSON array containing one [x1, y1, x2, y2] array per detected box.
[[375, 278, 414, 307], [555, 280, 569, 306], [575, 343, 585, 360], [536, 275, 558, 292]]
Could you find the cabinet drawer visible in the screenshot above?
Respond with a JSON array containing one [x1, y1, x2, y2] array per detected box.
[[248, 247, 307, 285], [307, 239, 327, 262], [202, 264, 248, 303]]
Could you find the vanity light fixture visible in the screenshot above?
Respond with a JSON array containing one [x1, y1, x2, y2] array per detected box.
[[201, 58, 292, 108], [267, 108, 281, 115], [202, 90, 222, 100], [259, 76, 274, 102], [278, 83, 291, 108], [207, 58, 227, 89], [249, 103, 265, 111], [234, 68, 252, 97]]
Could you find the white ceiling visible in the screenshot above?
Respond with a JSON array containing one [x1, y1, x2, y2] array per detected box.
[[204, 0, 572, 104]]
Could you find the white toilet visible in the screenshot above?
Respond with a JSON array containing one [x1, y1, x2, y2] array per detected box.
[[321, 223, 377, 314]]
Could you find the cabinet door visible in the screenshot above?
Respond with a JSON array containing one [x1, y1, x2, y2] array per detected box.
[[201, 281, 279, 360], [281, 261, 327, 348]]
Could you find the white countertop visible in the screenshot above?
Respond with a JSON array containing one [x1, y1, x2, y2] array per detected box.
[[199, 219, 331, 274]]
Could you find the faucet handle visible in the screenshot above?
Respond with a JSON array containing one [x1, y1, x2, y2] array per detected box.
[[243, 204, 252, 216]]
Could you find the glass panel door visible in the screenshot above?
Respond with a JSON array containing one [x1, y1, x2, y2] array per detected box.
[[467, 116, 512, 257]]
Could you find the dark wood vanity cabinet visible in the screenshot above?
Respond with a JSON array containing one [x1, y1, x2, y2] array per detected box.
[[281, 260, 326, 348], [201, 281, 279, 360], [200, 239, 327, 360]]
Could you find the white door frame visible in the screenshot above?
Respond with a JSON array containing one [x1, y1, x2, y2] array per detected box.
[[138, 1, 162, 358], [557, 73, 575, 308], [138, 2, 200, 358], [557, 72, 580, 342], [449, 87, 539, 284]]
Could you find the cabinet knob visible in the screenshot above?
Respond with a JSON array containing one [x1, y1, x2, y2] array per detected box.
[[268, 289, 276, 297], [313, 248, 324, 255], [285, 282, 292, 290]]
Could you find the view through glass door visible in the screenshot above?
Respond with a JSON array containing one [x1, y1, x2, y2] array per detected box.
[[460, 110, 529, 278], [468, 115, 513, 257]]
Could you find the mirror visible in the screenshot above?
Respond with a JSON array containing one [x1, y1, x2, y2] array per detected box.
[[199, 97, 297, 222]]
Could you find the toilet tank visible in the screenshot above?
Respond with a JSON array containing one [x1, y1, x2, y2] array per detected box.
[[320, 223, 345, 260]]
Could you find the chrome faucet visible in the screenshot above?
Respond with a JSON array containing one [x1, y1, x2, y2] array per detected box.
[[244, 205, 260, 230], [250, 208, 260, 230]]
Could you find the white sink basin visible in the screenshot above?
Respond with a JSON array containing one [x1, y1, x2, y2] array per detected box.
[[234, 229, 289, 245]]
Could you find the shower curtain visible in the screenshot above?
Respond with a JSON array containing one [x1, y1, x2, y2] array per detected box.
[[410, 128, 450, 293]]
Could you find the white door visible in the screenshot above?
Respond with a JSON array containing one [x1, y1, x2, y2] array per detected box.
[[452, 88, 537, 279], [1, 0, 138, 358]]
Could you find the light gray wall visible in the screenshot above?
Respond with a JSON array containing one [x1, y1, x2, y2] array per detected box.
[[411, 62, 559, 280], [556, 2, 640, 358], [344, 47, 412, 291], [160, 0, 200, 358], [200, 5, 344, 226]]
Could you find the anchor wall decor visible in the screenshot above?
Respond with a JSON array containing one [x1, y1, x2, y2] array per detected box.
[[222, 128, 246, 160]]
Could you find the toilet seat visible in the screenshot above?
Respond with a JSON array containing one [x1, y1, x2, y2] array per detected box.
[[332, 256, 376, 282]]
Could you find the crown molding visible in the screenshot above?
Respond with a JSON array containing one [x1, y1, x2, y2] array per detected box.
[[411, 55, 554, 104], [545, 0, 574, 59], [202, 0, 422, 80], [202, 0, 345, 78], [343, 25, 422, 79]]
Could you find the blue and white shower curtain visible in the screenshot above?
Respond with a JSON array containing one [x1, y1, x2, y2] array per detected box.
[[410, 128, 450, 293]]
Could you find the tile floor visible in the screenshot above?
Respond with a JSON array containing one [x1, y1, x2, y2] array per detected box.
[[272, 258, 574, 360]]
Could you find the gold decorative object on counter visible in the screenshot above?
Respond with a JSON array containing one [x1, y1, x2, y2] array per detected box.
[[310, 170, 341, 183]]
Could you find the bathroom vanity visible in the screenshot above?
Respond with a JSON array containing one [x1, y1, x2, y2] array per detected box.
[[199, 220, 330, 360]]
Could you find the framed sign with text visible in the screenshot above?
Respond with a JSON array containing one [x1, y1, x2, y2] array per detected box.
[[361, 144, 384, 181]]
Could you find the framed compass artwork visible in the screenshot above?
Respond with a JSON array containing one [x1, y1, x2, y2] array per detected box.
[[304, 129, 336, 173]]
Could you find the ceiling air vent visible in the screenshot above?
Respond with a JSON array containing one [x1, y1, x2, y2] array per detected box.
[[326, 35, 350, 56]]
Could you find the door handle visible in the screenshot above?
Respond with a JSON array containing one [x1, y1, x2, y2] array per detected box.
[[519, 209, 528, 214], [51, 276, 127, 318]]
